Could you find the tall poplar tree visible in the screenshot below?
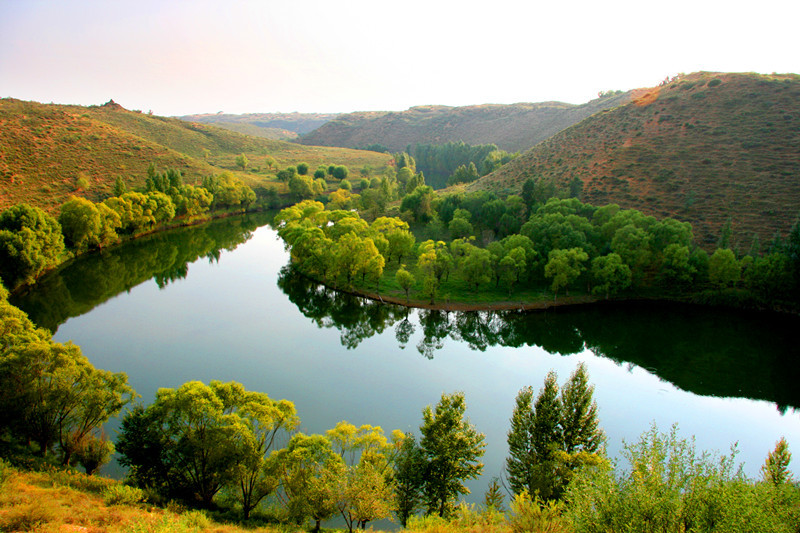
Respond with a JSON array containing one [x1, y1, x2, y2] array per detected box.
[[419, 391, 485, 517], [505, 364, 603, 500]]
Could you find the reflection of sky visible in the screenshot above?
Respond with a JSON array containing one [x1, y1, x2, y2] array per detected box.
[[54, 225, 800, 498]]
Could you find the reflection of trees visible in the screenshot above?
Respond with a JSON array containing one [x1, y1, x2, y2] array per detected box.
[[12, 212, 272, 332], [279, 273, 800, 410], [277, 267, 407, 350]]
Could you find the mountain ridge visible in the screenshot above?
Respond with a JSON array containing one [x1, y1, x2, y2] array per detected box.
[[297, 94, 631, 153]]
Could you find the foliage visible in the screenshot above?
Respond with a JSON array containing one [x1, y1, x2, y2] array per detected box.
[[508, 491, 569, 533], [0, 203, 65, 287], [761, 437, 793, 485], [506, 364, 604, 501], [0, 298, 136, 463], [419, 391, 486, 517], [545, 248, 588, 299], [565, 423, 800, 533], [393, 432, 426, 526], [104, 484, 146, 506], [117, 380, 297, 514]]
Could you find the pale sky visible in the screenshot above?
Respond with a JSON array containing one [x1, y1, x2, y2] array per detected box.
[[2, 0, 798, 116]]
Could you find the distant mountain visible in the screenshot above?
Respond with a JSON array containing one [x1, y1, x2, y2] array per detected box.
[[297, 94, 631, 153], [178, 112, 339, 137], [0, 99, 389, 213], [467, 72, 800, 247]]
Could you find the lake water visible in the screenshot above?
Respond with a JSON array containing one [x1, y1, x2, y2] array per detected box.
[[11, 212, 800, 501]]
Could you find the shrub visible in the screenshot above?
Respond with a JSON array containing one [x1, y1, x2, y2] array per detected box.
[[103, 483, 145, 506], [508, 492, 569, 533], [0, 500, 57, 532], [708, 78, 722, 87]]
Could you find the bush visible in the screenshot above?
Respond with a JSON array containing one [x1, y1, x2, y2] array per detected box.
[[708, 78, 722, 87], [508, 492, 569, 533], [103, 483, 146, 506], [0, 501, 57, 532], [0, 457, 10, 487], [565, 423, 800, 533]]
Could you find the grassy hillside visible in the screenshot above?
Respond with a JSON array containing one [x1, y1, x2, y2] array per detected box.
[[468, 72, 800, 247], [0, 99, 391, 213], [297, 94, 631, 153], [179, 111, 339, 135], [198, 121, 299, 141]]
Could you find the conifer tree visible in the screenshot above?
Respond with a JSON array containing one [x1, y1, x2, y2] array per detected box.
[[762, 437, 793, 485], [505, 365, 603, 501]]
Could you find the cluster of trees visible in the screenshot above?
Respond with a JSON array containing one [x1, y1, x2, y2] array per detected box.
[[118, 381, 488, 529], [276, 200, 415, 289], [409, 142, 518, 189], [0, 167, 260, 289], [0, 281, 135, 473], [278, 182, 800, 308], [505, 364, 605, 501]]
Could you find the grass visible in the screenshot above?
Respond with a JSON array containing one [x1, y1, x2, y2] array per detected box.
[[468, 72, 800, 249], [0, 98, 393, 214], [0, 465, 299, 533]]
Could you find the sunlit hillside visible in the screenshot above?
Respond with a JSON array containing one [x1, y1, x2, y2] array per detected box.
[[468, 72, 800, 247], [0, 99, 391, 213], [298, 94, 631, 153]]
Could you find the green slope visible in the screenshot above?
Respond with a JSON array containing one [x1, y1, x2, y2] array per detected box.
[[297, 94, 631, 153], [468, 72, 800, 247], [0, 99, 391, 213]]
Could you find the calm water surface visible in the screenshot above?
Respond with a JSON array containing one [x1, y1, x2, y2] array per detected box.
[[12, 213, 800, 496]]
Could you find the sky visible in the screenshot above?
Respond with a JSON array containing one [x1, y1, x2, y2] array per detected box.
[[2, 0, 799, 117]]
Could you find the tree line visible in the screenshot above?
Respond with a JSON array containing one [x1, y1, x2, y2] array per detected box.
[[0, 166, 263, 290], [276, 189, 800, 310], [409, 141, 518, 189]]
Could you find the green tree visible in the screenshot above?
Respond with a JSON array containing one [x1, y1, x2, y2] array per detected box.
[[396, 267, 414, 302], [460, 245, 492, 292], [505, 372, 561, 499], [296, 162, 309, 175], [560, 363, 603, 455], [59, 196, 106, 252], [419, 391, 486, 517], [333, 165, 350, 180], [544, 248, 588, 300], [0, 203, 65, 287], [506, 365, 603, 501], [761, 437, 793, 485], [113, 176, 127, 196], [393, 433, 425, 526], [235, 153, 249, 171], [483, 477, 505, 512], [660, 243, 695, 285], [590, 253, 631, 299], [264, 156, 277, 170], [118, 380, 296, 511], [276, 433, 344, 531], [709, 248, 741, 288], [0, 299, 135, 462]]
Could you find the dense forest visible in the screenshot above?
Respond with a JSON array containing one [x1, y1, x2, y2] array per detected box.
[[276, 181, 800, 312]]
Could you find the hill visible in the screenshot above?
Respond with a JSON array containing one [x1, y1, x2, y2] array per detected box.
[[297, 94, 631, 153], [0, 99, 390, 213], [178, 111, 339, 137], [468, 72, 800, 247]]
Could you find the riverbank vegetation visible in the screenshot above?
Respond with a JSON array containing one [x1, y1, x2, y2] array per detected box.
[[1, 283, 798, 532], [276, 181, 800, 312]]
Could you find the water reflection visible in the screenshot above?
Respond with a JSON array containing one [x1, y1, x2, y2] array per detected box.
[[11, 212, 273, 333], [277, 267, 800, 411]]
